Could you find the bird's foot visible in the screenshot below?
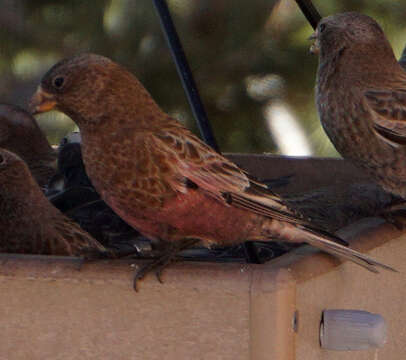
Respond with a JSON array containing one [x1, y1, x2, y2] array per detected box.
[[133, 238, 198, 291], [133, 255, 174, 289]]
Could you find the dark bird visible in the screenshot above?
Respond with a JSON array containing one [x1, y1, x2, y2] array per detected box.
[[286, 182, 396, 233], [30, 53, 394, 289], [0, 148, 107, 258], [0, 103, 57, 188], [310, 12, 406, 200], [48, 132, 91, 192]]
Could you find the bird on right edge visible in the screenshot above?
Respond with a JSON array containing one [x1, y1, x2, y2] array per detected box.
[[310, 12, 406, 200], [30, 54, 395, 290]]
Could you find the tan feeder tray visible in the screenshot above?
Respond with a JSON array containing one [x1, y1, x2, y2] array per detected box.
[[0, 154, 405, 360]]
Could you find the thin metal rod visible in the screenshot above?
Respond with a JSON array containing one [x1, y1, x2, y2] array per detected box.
[[153, 0, 220, 152], [294, 0, 322, 29]]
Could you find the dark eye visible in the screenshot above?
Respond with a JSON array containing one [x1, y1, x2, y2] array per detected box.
[[52, 76, 65, 89], [319, 23, 326, 33], [0, 154, 5, 165]]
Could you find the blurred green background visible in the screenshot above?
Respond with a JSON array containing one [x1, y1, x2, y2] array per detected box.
[[0, 0, 406, 156]]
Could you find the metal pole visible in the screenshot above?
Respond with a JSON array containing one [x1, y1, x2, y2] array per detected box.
[[294, 0, 321, 29], [153, 0, 220, 152]]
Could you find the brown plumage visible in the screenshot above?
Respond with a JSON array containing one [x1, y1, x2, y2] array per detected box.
[[29, 53, 394, 286], [0, 148, 106, 257], [0, 103, 57, 188], [310, 12, 406, 199]]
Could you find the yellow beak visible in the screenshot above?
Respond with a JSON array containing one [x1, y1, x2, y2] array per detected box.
[[29, 86, 57, 115]]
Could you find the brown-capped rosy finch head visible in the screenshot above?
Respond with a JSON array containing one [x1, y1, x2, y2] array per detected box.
[[310, 12, 395, 62], [30, 54, 114, 125], [0, 104, 56, 187], [29, 53, 163, 132]]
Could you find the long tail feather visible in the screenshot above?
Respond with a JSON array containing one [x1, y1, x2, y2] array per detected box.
[[303, 231, 396, 273]]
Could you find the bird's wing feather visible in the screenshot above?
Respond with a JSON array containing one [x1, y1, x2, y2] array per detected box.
[[50, 215, 107, 257], [365, 89, 406, 146], [151, 126, 316, 228], [154, 129, 250, 195]]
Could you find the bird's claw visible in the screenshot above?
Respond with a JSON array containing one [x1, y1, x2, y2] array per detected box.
[[132, 238, 199, 291], [155, 269, 165, 284], [133, 256, 173, 291]]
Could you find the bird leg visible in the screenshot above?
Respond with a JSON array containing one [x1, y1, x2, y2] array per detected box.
[[133, 238, 199, 291]]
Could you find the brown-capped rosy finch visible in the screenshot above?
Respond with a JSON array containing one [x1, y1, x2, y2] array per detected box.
[[30, 53, 394, 289], [0, 148, 107, 257], [311, 12, 406, 200]]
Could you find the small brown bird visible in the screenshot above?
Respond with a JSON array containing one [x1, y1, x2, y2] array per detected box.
[[0, 148, 107, 258], [310, 12, 406, 199], [30, 54, 393, 288], [0, 103, 57, 188]]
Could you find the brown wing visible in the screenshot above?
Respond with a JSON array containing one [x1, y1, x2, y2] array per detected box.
[[365, 89, 406, 146], [150, 125, 311, 226], [48, 214, 107, 258]]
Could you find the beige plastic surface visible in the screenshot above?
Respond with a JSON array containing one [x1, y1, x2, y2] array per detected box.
[[0, 155, 404, 360]]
